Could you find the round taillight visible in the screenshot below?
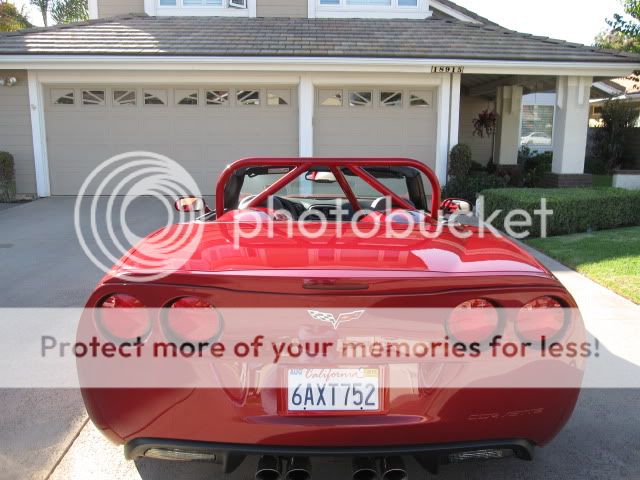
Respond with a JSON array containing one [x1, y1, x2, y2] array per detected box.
[[165, 296, 221, 342], [98, 293, 149, 341], [516, 296, 566, 343], [447, 299, 500, 344]]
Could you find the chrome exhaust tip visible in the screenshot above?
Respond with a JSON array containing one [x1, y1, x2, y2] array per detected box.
[[381, 456, 407, 480], [284, 456, 311, 480], [256, 455, 282, 480], [353, 457, 378, 480]]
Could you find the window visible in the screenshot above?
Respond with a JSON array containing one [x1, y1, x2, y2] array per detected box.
[[521, 105, 554, 147], [159, 0, 175, 5], [267, 89, 290, 106], [206, 90, 229, 105], [176, 89, 198, 106], [144, 90, 167, 105], [113, 89, 136, 106], [345, 0, 391, 5], [52, 89, 74, 105], [349, 91, 372, 107], [318, 89, 342, 106], [381, 91, 402, 107], [409, 91, 431, 107], [237, 90, 260, 106], [82, 90, 105, 106], [319, 0, 418, 7], [183, 0, 223, 6]]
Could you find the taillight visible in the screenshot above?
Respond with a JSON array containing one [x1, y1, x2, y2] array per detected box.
[[97, 293, 150, 341], [516, 296, 566, 343], [165, 296, 221, 342], [446, 299, 500, 344]]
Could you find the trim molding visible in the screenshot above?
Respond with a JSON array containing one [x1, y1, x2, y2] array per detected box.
[[435, 73, 451, 186], [0, 56, 636, 76], [27, 71, 50, 197], [88, 0, 98, 19], [429, 0, 481, 23]]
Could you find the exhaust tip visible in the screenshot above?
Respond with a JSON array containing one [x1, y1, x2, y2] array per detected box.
[[284, 457, 311, 480], [353, 457, 378, 480], [381, 456, 407, 480], [256, 455, 281, 480]]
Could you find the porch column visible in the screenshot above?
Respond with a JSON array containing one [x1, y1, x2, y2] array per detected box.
[[552, 76, 592, 174], [298, 75, 314, 157], [449, 73, 462, 149], [27, 71, 50, 197], [494, 85, 523, 165]]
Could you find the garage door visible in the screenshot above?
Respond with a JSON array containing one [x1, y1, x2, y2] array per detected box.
[[314, 87, 437, 170], [44, 86, 298, 195]]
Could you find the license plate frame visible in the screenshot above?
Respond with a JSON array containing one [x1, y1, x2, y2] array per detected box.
[[280, 367, 388, 416]]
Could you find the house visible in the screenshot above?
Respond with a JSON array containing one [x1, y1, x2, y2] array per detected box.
[[590, 77, 640, 127], [0, 0, 638, 197]]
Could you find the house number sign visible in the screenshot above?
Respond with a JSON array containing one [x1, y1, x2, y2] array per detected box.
[[431, 66, 464, 73]]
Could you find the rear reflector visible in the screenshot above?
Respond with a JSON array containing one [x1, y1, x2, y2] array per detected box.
[[165, 296, 222, 342], [97, 293, 149, 341], [516, 296, 566, 343], [144, 448, 216, 462], [446, 299, 500, 344]]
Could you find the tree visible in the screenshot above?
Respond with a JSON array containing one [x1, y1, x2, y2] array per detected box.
[[595, 99, 639, 173], [595, 0, 640, 53], [0, 1, 32, 32], [30, 0, 49, 26], [51, 0, 87, 24]]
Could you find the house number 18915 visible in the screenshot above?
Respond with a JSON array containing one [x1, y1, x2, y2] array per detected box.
[[431, 66, 464, 73]]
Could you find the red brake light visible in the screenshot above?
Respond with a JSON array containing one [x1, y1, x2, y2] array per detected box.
[[447, 299, 500, 344], [516, 296, 566, 343], [165, 296, 221, 342], [98, 293, 149, 341]]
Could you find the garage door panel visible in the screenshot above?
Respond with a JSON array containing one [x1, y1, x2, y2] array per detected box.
[[45, 86, 298, 195], [315, 87, 437, 170]]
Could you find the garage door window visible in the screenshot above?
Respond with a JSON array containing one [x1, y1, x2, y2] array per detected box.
[[144, 90, 167, 106], [319, 89, 343, 107], [267, 89, 290, 106], [381, 91, 402, 107], [237, 90, 260, 106], [409, 91, 431, 107], [113, 90, 136, 106], [349, 91, 372, 107], [52, 89, 74, 105], [176, 89, 199, 106], [82, 90, 105, 106], [206, 90, 229, 106]]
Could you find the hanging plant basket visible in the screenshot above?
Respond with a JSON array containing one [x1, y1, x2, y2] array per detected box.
[[472, 109, 497, 139]]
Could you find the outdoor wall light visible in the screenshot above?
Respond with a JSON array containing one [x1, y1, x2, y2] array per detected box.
[[0, 77, 18, 87]]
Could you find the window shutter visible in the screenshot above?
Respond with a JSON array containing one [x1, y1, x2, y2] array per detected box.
[[228, 0, 247, 8]]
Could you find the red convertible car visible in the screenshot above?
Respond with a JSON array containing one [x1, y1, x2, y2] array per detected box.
[[80, 158, 584, 479]]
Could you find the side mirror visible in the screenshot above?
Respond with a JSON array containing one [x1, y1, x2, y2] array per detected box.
[[174, 196, 206, 213], [305, 171, 337, 184], [441, 198, 472, 215]]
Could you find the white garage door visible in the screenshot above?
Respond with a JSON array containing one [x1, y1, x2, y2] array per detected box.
[[45, 86, 298, 195], [314, 87, 438, 170]]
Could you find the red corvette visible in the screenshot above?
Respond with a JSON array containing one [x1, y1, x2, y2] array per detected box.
[[80, 158, 584, 479]]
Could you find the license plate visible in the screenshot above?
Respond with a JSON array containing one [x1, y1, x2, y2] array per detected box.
[[286, 368, 381, 412]]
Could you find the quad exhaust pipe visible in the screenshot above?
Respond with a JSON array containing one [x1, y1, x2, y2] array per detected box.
[[255, 455, 282, 480], [381, 456, 407, 480], [353, 457, 378, 480], [284, 456, 312, 480]]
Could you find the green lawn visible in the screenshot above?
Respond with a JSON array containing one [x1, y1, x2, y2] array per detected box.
[[526, 226, 640, 304]]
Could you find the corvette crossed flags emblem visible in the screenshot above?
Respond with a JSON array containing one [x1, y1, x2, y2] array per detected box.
[[307, 310, 365, 330]]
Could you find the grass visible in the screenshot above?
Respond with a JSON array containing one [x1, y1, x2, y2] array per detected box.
[[526, 226, 640, 304]]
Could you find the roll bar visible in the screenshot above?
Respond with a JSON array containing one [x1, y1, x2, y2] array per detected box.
[[215, 158, 441, 219]]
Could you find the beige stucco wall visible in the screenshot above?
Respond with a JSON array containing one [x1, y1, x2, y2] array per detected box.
[[98, 0, 144, 18], [459, 95, 494, 165], [257, 0, 306, 17], [0, 71, 36, 196]]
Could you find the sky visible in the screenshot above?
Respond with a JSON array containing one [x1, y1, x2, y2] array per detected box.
[[11, 0, 622, 45]]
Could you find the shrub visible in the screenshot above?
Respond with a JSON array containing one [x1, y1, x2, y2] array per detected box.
[[597, 100, 639, 173], [517, 146, 552, 187], [481, 187, 640, 237], [0, 152, 16, 202], [448, 144, 472, 179], [443, 172, 509, 203]]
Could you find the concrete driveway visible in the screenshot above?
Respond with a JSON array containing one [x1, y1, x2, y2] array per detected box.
[[0, 198, 638, 480]]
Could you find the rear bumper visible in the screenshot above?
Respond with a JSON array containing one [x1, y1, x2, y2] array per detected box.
[[126, 437, 535, 473]]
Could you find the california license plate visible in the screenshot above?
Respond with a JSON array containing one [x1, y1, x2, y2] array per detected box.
[[286, 368, 381, 412]]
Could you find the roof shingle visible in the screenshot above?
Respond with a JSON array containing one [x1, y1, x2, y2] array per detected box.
[[0, 15, 637, 63]]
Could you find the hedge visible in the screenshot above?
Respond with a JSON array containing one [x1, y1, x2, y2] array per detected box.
[[0, 151, 16, 202], [481, 187, 640, 237]]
